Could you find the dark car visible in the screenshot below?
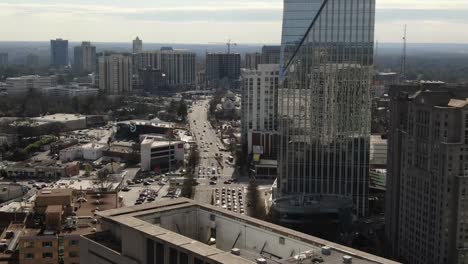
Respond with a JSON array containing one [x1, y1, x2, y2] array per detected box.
[[209, 181, 217, 185], [143, 181, 151, 186], [122, 186, 131, 192], [223, 181, 231, 184]]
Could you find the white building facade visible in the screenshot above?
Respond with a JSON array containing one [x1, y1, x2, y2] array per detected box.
[[140, 136, 185, 171], [5, 75, 57, 95], [41, 85, 99, 98], [241, 64, 279, 155], [134, 50, 196, 87], [98, 54, 133, 95]]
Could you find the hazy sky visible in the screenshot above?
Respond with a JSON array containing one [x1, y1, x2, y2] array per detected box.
[[0, 0, 467, 44]]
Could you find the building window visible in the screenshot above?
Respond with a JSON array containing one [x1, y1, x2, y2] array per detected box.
[[156, 242, 165, 264], [69, 251, 79, 258], [42, 241, 53, 248], [147, 239, 155, 264], [180, 252, 188, 264], [42, 252, 53, 258], [24, 253, 34, 259], [169, 247, 178, 264], [23, 241, 34, 248], [69, 240, 79, 246]]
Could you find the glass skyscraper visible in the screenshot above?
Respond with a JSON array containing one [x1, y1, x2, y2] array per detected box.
[[280, 0, 324, 72], [275, 0, 375, 218]]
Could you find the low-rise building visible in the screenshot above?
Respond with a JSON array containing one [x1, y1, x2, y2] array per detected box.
[[18, 189, 121, 264], [103, 141, 139, 164], [32, 114, 87, 131], [81, 143, 106, 161], [140, 136, 185, 171], [80, 198, 398, 264], [59, 145, 82, 162], [0, 183, 29, 203], [5, 75, 57, 95], [4, 160, 79, 179], [59, 142, 106, 162], [41, 84, 99, 98]]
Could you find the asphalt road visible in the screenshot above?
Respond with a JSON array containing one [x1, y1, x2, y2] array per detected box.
[[188, 99, 248, 204], [188, 99, 235, 182]]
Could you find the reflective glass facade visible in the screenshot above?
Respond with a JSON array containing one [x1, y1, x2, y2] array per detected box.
[[278, 0, 375, 216], [280, 0, 324, 72]]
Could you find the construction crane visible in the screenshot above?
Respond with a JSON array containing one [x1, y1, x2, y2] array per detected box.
[[400, 24, 407, 82], [208, 39, 238, 54], [226, 39, 237, 54]]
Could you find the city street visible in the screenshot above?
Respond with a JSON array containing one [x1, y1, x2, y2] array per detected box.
[[188, 99, 244, 204]]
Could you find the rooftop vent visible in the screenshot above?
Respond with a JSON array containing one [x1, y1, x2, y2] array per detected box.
[[231, 248, 240, 256], [343, 255, 352, 263], [321, 246, 331, 255]]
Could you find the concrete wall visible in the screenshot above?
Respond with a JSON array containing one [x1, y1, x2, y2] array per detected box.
[[121, 225, 146, 263], [138, 207, 317, 259], [159, 208, 198, 240], [196, 209, 314, 258], [80, 236, 139, 264], [140, 140, 152, 171], [82, 144, 106, 160]]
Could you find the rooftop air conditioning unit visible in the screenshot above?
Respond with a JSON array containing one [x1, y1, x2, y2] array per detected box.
[[231, 248, 240, 256], [321, 246, 331, 255], [343, 255, 352, 263]]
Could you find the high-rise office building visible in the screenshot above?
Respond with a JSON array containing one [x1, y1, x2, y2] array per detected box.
[[50, 39, 68, 66], [98, 54, 132, 95], [274, 0, 375, 223], [245, 46, 281, 70], [26, 54, 39, 68], [133, 37, 143, 53], [206, 53, 241, 88], [74, 42, 96, 73], [386, 83, 468, 264], [134, 49, 196, 87], [245, 52, 262, 70], [261, 45, 281, 65], [75, 41, 96, 72], [241, 64, 279, 156], [280, 0, 324, 71], [138, 67, 167, 93], [0, 53, 8, 66]]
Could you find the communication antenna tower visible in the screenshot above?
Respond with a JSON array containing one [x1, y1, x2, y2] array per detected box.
[[400, 25, 407, 82]]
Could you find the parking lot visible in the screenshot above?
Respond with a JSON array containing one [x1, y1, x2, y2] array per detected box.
[[213, 186, 246, 214], [119, 173, 182, 206]]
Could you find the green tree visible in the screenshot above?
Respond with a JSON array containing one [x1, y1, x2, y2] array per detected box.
[[84, 164, 92, 177], [177, 99, 188, 121], [9, 148, 28, 161], [96, 169, 110, 191]]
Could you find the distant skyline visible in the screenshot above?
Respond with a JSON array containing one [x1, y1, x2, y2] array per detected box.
[[1, 0, 468, 44]]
